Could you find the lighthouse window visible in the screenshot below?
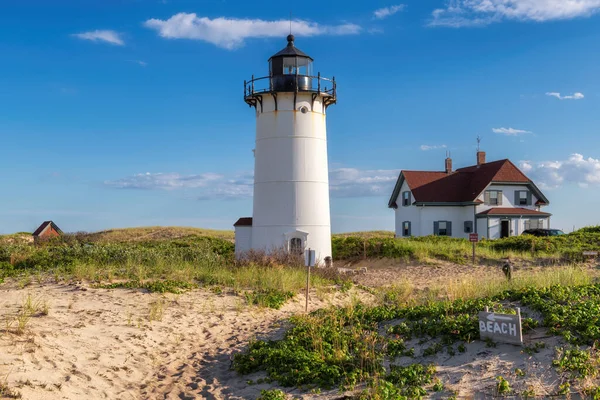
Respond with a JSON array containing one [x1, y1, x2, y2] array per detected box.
[[283, 58, 297, 75], [290, 238, 303, 254]]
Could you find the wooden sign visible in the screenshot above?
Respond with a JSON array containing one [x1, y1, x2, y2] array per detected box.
[[479, 308, 523, 345], [469, 233, 479, 243]]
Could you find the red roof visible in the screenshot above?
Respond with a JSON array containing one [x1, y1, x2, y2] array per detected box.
[[389, 159, 548, 206], [477, 208, 551, 217], [233, 217, 253, 227]]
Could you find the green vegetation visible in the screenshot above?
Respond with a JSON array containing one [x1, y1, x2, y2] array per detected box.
[[95, 280, 196, 294], [234, 278, 600, 397], [0, 230, 332, 309], [496, 376, 511, 395], [244, 288, 296, 309], [332, 228, 600, 264], [256, 389, 287, 400]]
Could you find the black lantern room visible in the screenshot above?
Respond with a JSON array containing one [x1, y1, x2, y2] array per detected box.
[[268, 34, 313, 91], [244, 35, 336, 110]]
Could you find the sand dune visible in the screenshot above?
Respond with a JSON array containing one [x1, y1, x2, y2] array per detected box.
[[0, 280, 370, 400]]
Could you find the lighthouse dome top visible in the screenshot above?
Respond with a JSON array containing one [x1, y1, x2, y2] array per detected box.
[[268, 35, 314, 62]]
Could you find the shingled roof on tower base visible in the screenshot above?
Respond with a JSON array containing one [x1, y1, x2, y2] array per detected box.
[[233, 217, 253, 227], [388, 159, 549, 208]]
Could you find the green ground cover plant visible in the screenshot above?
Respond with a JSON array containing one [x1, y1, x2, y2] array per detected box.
[[244, 289, 296, 309], [95, 280, 196, 294], [234, 279, 600, 397]]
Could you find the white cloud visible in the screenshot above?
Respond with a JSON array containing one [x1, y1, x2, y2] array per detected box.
[[519, 153, 600, 189], [546, 92, 585, 100], [144, 13, 361, 49], [493, 127, 532, 136], [131, 60, 147, 67], [72, 30, 125, 46], [374, 5, 406, 19], [105, 167, 399, 199], [430, 0, 600, 27], [329, 168, 400, 197], [420, 144, 447, 151], [104, 172, 253, 200]]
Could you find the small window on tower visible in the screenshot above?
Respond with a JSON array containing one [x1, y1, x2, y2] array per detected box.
[[290, 238, 303, 254]]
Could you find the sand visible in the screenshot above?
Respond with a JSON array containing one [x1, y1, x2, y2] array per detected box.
[[0, 261, 592, 399], [0, 280, 373, 400]]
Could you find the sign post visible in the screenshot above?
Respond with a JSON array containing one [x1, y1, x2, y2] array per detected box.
[[305, 248, 315, 313], [469, 233, 479, 265], [479, 307, 523, 345]]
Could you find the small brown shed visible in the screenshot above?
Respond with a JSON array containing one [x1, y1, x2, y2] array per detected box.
[[32, 221, 63, 242]]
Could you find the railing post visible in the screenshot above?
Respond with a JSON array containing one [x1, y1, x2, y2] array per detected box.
[[333, 76, 336, 96], [251, 75, 254, 94], [317, 72, 321, 93]]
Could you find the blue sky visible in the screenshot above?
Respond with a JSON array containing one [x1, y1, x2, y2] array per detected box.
[[1, 0, 600, 234]]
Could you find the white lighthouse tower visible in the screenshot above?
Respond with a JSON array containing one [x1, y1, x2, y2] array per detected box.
[[234, 35, 337, 265]]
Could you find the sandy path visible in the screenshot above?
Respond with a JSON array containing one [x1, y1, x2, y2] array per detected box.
[[0, 281, 367, 400]]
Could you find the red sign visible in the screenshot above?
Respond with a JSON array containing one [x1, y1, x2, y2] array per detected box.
[[469, 233, 479, 243]]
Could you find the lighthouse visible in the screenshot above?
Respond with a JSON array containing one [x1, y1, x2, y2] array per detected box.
[[234, 35, 337, 266]]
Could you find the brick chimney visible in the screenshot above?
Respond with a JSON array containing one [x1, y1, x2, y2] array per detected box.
[[477, 151, 486, 166], [445, 156, 453, 174]]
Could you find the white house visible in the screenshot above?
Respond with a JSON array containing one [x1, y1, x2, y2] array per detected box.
[[388, 150, 551, 240]]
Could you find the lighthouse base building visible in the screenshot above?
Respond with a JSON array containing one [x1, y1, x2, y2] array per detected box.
[[234, 35, 336, 267]]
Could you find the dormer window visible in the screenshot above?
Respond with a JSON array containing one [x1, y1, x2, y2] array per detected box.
[[515, 190, 531, 206], [485, 190, 503, 206], [519, 191, 527, 205]]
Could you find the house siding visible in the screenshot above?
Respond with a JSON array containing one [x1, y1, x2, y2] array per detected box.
[[476, 184, 539, 212], [394, 182, 549, 240], [394, 181, 477, 239], [394, 181, 421, 237], [475, 184, 547, 239], [418, 206, 474, 239]]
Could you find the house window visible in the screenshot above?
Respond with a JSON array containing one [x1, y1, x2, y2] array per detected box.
[[402, 221, 411, 237], [525, 219, 544, 230], [515, 190, 531, 206], [485, 190, 502, 206], [464, 221, 473, 233], [290, 238, 303, 254], [439, 221, 448, 236], [519, 191, 528, 205], [402, 191, 411, 207], [434, 221, 452, 236]]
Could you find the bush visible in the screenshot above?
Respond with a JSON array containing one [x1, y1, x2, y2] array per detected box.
[[332, 231, 600, 263]]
